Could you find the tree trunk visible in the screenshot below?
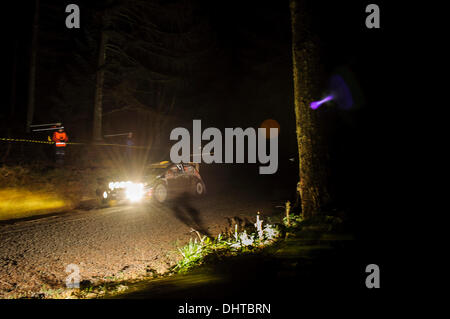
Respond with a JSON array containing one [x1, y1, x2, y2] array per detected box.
[[93, 23, 107, 142], [3, 39, 18, 163], [290, 0, 330, 218], [26, 0, 39, 133], [10, 38, 18, 119]]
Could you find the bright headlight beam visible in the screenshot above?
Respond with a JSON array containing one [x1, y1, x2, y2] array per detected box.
[[108, 181, 145, 202], [125, 183, 144, 202]]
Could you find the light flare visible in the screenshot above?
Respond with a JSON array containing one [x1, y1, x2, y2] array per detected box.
[[310, 95, 334, 110], [125, 182, 145, 202], [108, 181, 145, 202]]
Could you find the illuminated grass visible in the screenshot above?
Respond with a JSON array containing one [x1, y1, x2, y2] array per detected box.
[[174, 214, 282, 273], [0, 188, 70, 220], [0, 164, 116, 221]]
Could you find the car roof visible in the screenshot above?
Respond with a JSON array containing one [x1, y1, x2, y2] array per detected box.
[[147, 161, 172, 169], [146, 161, 196, 170]]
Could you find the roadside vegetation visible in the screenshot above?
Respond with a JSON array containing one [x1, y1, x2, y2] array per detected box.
[[174, 213, 282, 273], [0, 164, 113, 220]]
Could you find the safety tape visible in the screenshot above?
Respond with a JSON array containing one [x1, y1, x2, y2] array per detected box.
[[0, 137, 147, 149], [0, 137, 53, 144]]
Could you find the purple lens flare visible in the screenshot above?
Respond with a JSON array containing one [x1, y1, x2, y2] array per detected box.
[[329, 74, 354, 110], [309, 68, 363, 111], [310, 95, 334, 110]]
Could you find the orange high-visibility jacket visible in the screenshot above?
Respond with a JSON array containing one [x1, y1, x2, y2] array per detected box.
[[52, 131, 68, 147]]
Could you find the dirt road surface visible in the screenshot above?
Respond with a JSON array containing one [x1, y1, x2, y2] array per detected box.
[[0, 168, 291, 298]]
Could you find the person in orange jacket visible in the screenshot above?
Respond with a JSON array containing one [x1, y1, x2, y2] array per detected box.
[[52, 127, 68, 165]]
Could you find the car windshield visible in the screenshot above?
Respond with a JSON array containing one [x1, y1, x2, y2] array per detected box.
[[144, 167, 167, 178]]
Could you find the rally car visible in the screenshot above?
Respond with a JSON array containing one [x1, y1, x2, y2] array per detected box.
[[96, 161, 206, 206]]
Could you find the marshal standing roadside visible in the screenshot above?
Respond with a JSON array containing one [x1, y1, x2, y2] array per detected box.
[[51, 126, 69, 165]]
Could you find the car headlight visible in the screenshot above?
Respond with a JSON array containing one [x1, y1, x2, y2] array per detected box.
[[125, 182, 144, 202]]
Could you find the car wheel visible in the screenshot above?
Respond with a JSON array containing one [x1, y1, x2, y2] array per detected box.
[[97, 196, 110, 208], [154, 183, 168, 203]]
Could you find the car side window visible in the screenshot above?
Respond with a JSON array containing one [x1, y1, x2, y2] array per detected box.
[[166, 166, 178, 177]]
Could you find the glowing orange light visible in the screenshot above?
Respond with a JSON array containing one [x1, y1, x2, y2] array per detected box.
[[259, 119, 280, 139]]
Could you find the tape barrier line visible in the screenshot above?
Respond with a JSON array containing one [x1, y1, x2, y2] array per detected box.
[[89, 143, 148, 149], [0, 137, 148, 149], [0, 137, 53, 144]]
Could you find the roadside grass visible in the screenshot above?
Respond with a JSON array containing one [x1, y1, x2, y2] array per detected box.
[[0, 188, 69, 220], [173, 213, 283, 273], [0, 164, 114, 221]]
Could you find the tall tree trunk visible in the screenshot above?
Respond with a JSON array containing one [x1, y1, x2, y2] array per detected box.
[[26, 0, 39, 133], [290, 0, 330, 218], [93, 21, 107, 142], [11, 38, 18, 119], [3, 39, 19, 162]]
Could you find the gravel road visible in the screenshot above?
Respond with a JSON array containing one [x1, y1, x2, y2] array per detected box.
[[0, 171, 289, 298]]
